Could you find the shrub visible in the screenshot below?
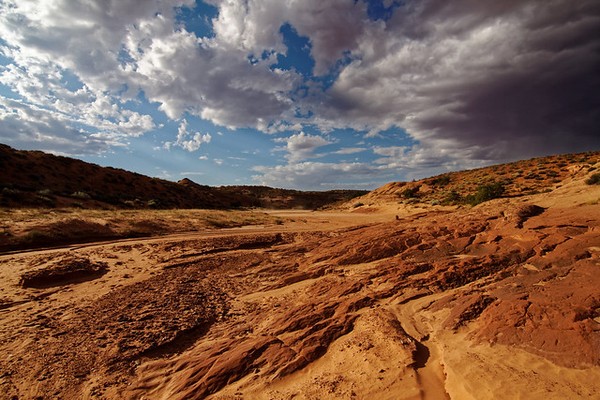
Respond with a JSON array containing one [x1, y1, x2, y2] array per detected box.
[[429, 175, 451, 186], [36, 195, 55, 206], [586, 173, 600, 185], [22, 230, 52, 245], [401, 186, 420, 198], [71, 191, 91, 199], [464, 182, 505, 206], [147, 199, 160, 208], [442, 190, 462, 205], [37, 188, 53, 196], [2, 187, 20, 196]]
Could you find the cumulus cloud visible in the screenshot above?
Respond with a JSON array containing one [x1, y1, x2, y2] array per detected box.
[[0, 0, 372, 139], [209, 0, 368, 75], [372, 144, 489, 180], [0, 0, 297, 152], [209, 0, 599, 168], [334, 147, 367, 155], [0, 0, 192, 94], [275, 132, 332, 162], [0, 0, 598, 185], [0, 83, 153, 154], [0, 96, 112, 154], [164, 119, 211, 151], [129, 24, 297, 128], [316, 0, 600, 163], [0, 0, 164, 152], [253, 161, 382, 190]]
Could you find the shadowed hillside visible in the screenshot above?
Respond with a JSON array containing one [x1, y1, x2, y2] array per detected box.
[[0, 144, 366, 210]]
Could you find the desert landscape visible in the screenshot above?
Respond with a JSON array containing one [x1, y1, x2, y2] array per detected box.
[[1, 1, 598, 399], [0, 149, 599, 399]]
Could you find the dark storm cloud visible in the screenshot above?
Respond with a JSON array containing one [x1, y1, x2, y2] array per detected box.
[[319, 0, 600, 163]]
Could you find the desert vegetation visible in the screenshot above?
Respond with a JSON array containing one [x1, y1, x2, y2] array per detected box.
[[348, 150, 600, 210], [586, 172, 600, 185], [463, 181, 506, 205]]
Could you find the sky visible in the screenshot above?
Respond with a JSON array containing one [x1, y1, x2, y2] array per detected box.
[[0, 0, 598, 190]]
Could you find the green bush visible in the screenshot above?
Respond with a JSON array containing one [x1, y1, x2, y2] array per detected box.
[[429, 175, 451, 186], [442, 190, 462, 205], [586, 173, 600, 185], [147, 199, 160, 208], [464, 182, 506, 206], [71, 191, 91, 199], [37, 188, 53, 196], [401, 186, 420, 199]]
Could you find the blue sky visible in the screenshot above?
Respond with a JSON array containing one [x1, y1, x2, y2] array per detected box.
[[0, 0, 598, 190]]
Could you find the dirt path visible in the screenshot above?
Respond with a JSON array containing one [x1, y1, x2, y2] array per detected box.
[[0, 209, 394, 258]]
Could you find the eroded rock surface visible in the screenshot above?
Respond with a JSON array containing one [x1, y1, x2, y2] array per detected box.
[[19, 255, 108, 288], [1, 192, 599, 399]]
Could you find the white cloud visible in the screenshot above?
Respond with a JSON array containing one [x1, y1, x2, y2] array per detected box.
[[373, 146, 409, 160], [335, 147, 367, 155], [164, 119, 211, 152], [0, 93, 145, 154], [253, 161, 382, 190], [0, 0, 597, 182], [0, 97, 96, 154], [0, 0, 297, 153], [282, 0, 370, 75], [180, 171, 205, 176], [0, 0, 190, 95], [129, 25, 298, 128], [372, 143, 490, 180], [0, 0, 374, 140], [275, 131, 333, 162], [0, 1, 164, 152]]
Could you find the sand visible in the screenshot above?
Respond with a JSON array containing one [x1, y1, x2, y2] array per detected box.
[[1, 176, 599, 399]]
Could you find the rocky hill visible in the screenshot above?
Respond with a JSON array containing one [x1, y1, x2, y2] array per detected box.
[[347, 150, 600, 211], [0, 144, 366, 209]]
